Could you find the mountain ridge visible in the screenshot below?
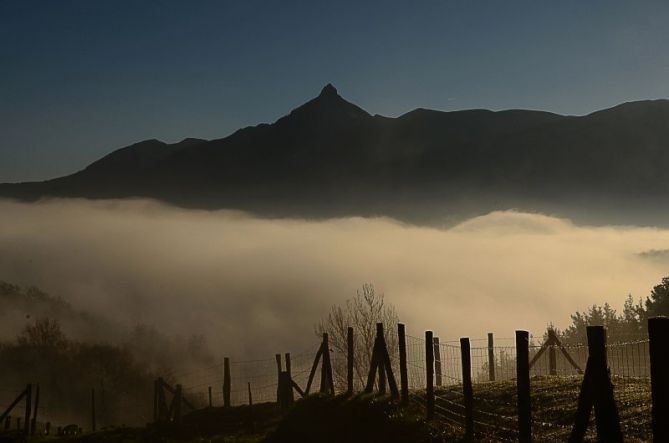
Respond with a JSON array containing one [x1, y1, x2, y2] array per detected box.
[[2, 85, 669, 225]]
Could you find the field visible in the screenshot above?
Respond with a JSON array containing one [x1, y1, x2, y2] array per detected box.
[[34, 375, 651, 443]]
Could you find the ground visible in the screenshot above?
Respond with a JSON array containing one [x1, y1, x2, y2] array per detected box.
[[9, 376, 651, 442]]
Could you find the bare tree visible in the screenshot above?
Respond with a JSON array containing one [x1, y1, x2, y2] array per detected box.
[[17, 317, 67, 348], [315, 283, 399, 389]]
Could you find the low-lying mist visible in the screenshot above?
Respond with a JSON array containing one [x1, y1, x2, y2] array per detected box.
[[0, 198, 667, 357]]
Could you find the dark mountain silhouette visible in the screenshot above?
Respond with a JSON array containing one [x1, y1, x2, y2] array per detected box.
[[3, 84, 669, 225]]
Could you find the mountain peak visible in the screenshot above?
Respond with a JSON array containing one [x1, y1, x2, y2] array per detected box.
[[319, 83, 338, 97]]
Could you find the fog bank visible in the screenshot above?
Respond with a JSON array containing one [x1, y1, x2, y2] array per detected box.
[[0, 198, 667, 356]]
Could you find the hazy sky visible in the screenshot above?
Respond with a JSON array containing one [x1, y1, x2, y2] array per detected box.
[[2, 1, 669, 182]]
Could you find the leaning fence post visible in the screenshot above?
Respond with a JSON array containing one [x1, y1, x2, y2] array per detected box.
[[488, 333, 495, 381], [516, 330, 532, 443], [248, 382, 253, 405], [347, 327, 354, 395], [433, 337, 442, 387], [398, 323, 409, 405], [425, 330, 434, 420], [223, 357, 231, 408], [548, 329, 557, 376], [23, 384, 31, 437], [649, 316, 669, 441], [569, 325, 622, 442], [31, 384, 39, 436], [461, 338, 474, 441]]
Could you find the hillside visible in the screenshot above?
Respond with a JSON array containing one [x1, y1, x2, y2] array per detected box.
[[3, 85, 669, 225]]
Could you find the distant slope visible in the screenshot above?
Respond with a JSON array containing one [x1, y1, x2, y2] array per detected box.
[[2, 84, 669, 225]]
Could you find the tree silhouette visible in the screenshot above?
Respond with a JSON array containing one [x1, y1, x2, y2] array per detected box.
[[315, 284, 399, 389], [646, 276, 669, 317]]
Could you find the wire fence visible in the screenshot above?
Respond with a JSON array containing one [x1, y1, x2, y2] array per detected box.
[[403, 333, 652, 441], [161, 328, 653, 441]]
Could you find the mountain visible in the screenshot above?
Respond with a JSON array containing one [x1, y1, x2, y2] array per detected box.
[[2, 84, 669, 225]]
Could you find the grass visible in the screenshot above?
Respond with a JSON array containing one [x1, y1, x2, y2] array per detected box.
[[34, 375, 652, 442]]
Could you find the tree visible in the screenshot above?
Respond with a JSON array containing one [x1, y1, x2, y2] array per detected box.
[[646, 276, 669, 317], [17, 317, 67, 348], [315, 283, 399, 389]]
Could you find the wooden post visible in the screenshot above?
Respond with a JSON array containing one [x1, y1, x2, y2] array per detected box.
[[23, 384, 31, 437], [425, 330, 434, 420], [4, 415, 10, 431], [46, 421, 51, 435], [223, 357, 231, 408], [569, 326, 622, 443], [433, 337, 442, 387], [398, 323, 409, 405], [516, 330, 532, 443], [488, 333, 495, 382], [248, 382, 253, 406], [91, 388, 96, 432], [347, 327, 354, 395], [208, 386, 212, 407], [378, 323, 387, 394], [649, 317, 669, 441], [276, 353, 283, 402], [320, 333, 334, 394], [548, 329, 557, 376], [276, 354, 282, 375], [31, 384, 39, 436], [17, 418, 21, 431], [461, 338, 474, 441], [283, 352, 294, 406]]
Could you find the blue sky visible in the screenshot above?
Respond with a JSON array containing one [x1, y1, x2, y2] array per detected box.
[[2, 0, 669, 182]]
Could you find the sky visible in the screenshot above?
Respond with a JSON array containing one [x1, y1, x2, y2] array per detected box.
[[1, 0, 669, 182]]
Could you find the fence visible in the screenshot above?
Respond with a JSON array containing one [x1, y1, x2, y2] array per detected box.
[[156, 317, 669, 442], [5, 318, 664, 441]]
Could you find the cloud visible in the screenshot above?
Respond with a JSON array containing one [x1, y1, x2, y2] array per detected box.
[[0, 198, 666, 358]]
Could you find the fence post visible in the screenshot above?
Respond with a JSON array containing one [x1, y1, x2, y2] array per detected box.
[[223, 357, 231, 408], [378, 323, 387, 394], [461, 338, 474, 441], [276, 353, 283, 401], [4, 416, 9, 431], [425, 330, 434, 420], [569, 325, 622, 442], [433, 337, 442, 387], [31, 384, 39, 436], [516, 330, 531, 443], [347, 327, 354, 395], [91, 388, 96, 432], [320, 333, 334, 394], [285, 352, 294, 405], [248, 382, 253, 406], [23, 384, 31, 437], [398, 323, 409, 405], [649, 316, 669, 441], [548, 329, 557, 376], [488, 333, 495, 381], [208, 386, 212, 407]]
